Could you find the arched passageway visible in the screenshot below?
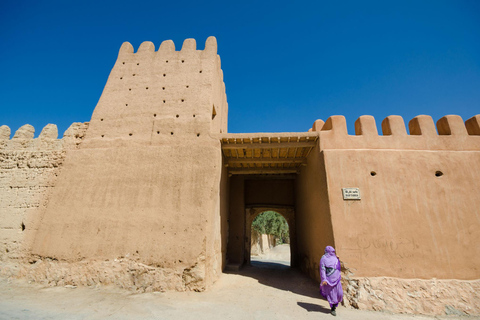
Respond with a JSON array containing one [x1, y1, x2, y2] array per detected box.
[[246, 208, 296, 268]]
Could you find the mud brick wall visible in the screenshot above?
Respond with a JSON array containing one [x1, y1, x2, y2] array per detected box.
[[0, 123, 88, 260]]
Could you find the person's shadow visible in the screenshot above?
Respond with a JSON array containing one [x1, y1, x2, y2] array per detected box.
[[296, 302, 331, 314]]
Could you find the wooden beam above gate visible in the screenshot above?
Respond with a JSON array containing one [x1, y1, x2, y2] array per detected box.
[[219, 132, 319, 175]]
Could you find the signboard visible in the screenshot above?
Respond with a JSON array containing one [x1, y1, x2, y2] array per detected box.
[[342, 187, 361, 200]]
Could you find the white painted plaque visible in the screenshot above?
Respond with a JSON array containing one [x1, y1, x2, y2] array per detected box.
[[342, 188, 361, 200]]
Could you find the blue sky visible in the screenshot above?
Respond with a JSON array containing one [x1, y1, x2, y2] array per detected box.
[[0, 0, 479, 136]]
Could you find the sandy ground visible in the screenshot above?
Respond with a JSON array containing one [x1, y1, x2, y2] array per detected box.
[[0, 245, 477, 320]]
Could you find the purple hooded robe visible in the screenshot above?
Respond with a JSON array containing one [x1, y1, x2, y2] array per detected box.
[[319, 246, 343, 307]]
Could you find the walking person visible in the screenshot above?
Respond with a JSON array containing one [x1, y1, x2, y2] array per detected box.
[[320, 246, 343, 316]]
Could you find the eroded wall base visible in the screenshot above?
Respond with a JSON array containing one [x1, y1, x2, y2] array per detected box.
[[342, 276, 480, 316], [1, 255, 206, 292]]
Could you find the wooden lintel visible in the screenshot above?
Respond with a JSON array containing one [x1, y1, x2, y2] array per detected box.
[[229, 168, 299, 175], [226, 158, 307, 164], [244, 174, 297, 180], [222, 142, 316, 150]]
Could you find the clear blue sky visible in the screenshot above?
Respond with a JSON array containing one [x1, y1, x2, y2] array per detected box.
[[1, 0, 479, 136]]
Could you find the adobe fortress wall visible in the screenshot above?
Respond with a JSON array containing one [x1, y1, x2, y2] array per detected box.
[[0, 123, 88, 261], [1, 37, 228, 292], [317, 114, 480, 279], [300, 114, 480, 313]]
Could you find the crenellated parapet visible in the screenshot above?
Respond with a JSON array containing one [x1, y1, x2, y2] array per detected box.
[[84, 37, 228, 147], [116, 37, 219, 60], [0, 123, 89, 151], [310, 114, 480, 151]]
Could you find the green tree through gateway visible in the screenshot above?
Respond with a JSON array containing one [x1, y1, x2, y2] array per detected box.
[[252, 211, 289, 244]]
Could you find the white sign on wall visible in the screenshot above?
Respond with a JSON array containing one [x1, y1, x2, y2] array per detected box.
[[342, 187, 361, 200]]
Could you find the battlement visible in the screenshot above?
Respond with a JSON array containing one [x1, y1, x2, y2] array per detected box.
[[0, 123, 88, 150], [310, 114, 480, 151], [84, 37, 228, 147], [117, 36, 219, 57]]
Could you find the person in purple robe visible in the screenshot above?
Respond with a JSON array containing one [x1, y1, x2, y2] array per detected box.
[[320, 246, 343, 316]]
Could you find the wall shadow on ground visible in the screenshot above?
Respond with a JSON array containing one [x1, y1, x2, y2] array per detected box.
[[224, 263, 325, 301], [250, 260, 289, 269]]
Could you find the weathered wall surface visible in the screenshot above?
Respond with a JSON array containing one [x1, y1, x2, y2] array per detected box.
[[30, 143, 221, 291], [219, 163, 229, 271], [315, 114, 480, 280], [82, 37, 226, 145], [0, 123, 88, 261], [304, 114, 480, 315], [325, 148, 480, 279], [295, 143, 335, 280], [227, 175, 245, 265], [29, 37, 228, 291], [342, 276, 480, 315]]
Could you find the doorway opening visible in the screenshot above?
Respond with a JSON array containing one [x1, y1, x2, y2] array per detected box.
[[250, 211, 290, 269], [244, 206, 296, 268]]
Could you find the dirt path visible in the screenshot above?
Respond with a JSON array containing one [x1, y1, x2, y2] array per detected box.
[[0, 246, 477, 320], [251, 243, 291, 267]]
